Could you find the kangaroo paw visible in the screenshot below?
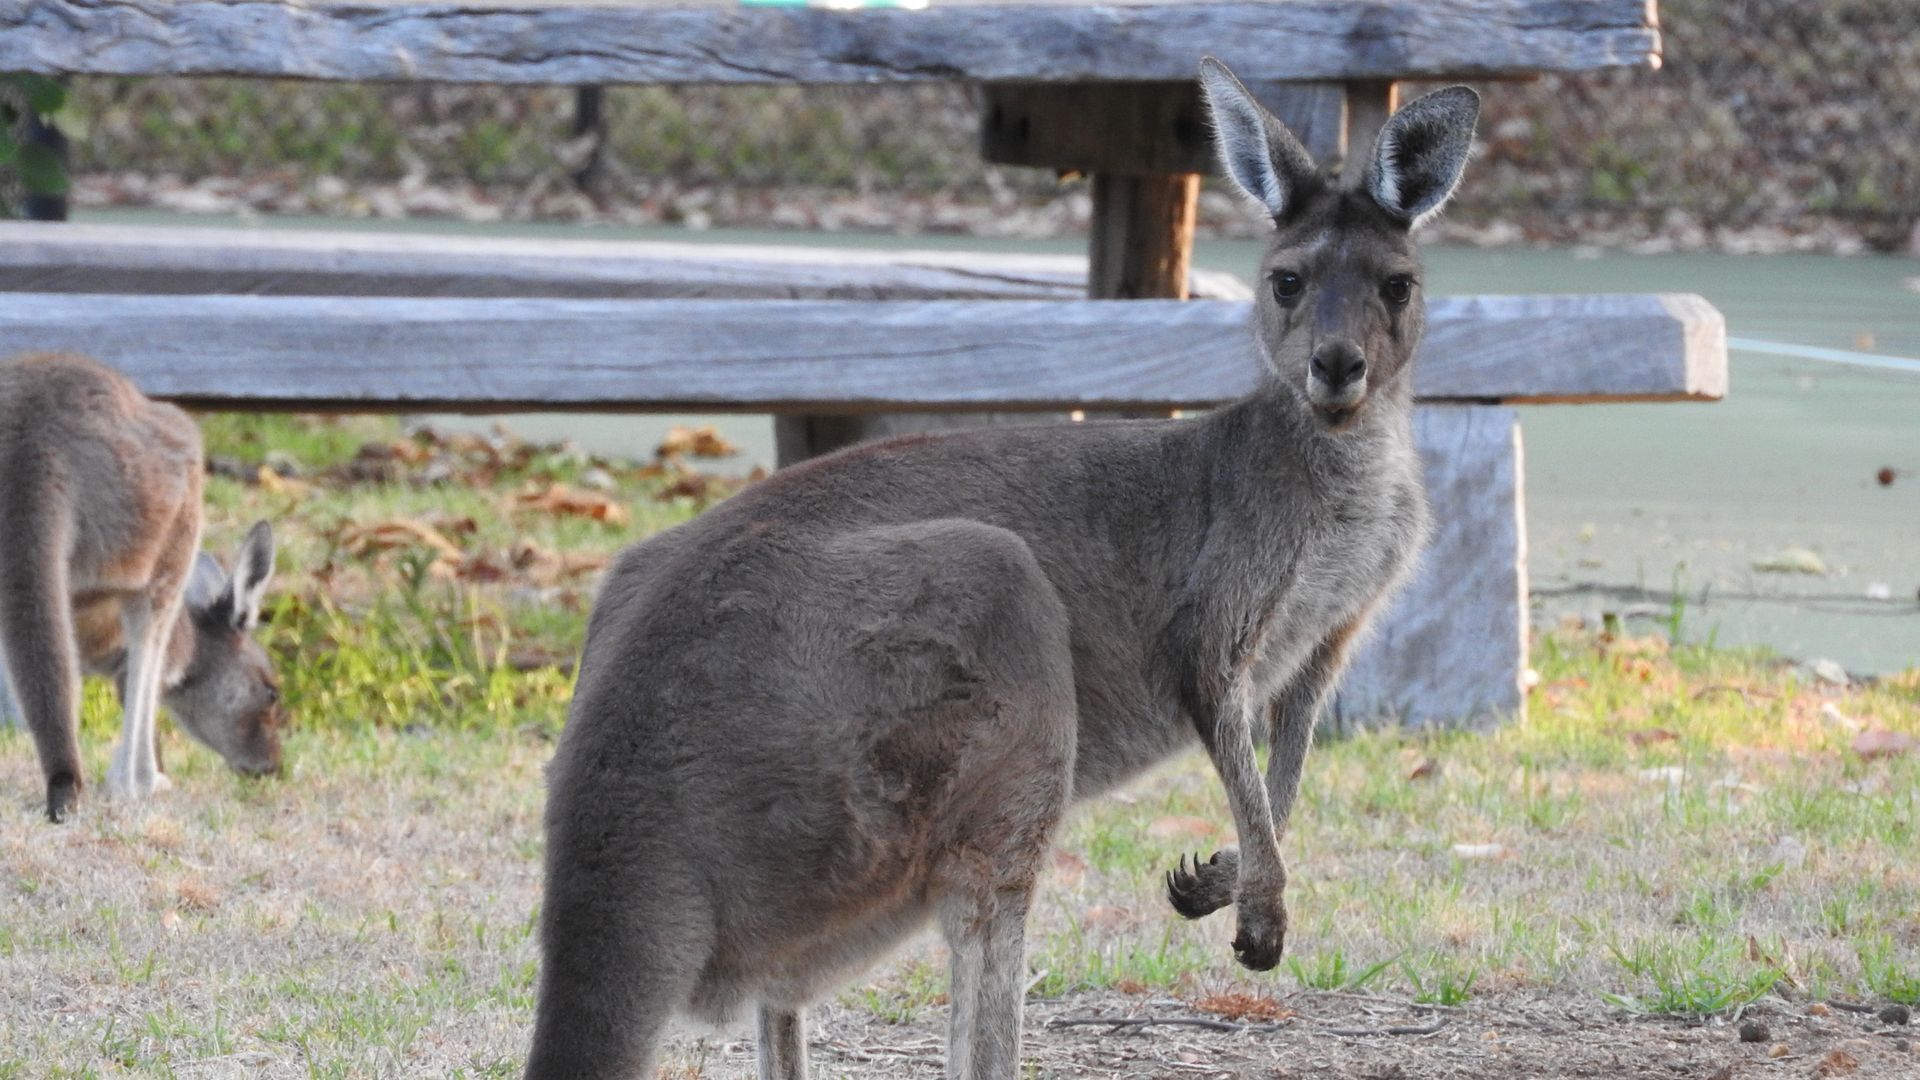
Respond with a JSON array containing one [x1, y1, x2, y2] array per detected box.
[[46, 772, 82, 824], [1165, 849, 1239, 920]]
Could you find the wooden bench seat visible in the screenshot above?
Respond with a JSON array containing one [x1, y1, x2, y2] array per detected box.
[[0, 222, 1255, 303], [0, 249, 1725, 724]]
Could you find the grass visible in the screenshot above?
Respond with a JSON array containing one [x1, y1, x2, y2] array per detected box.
[[2, 413, 1918, 1075]]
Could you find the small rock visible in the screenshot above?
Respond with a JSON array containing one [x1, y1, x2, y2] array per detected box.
[[580, 467, 619, 493], [1637, 765, 1688, 787], [1877, 467, 1897, 487], [1449, 842, 1510, 860], [1763, 835, 1807, 869], [1807, 658, 1851, 686], [263, 449, 303, 477], [1880, 1003, 1912, 1026], [1853, 728, 1917, 760], [1820, 703, 1864, 732], [1738, 1019, 1769, 1042], [1768, 1042, 1791, 1058], [1865, 582, 1893, 601], [205, 454, 255, 483], [1808, 1003, 1833, 1017]]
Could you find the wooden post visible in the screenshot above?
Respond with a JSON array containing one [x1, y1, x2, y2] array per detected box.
[[571, 85, 608, 194], [1088, 173, 1198, 300], [17, 108, 68, 222], [1341, 79, 1399, 181]]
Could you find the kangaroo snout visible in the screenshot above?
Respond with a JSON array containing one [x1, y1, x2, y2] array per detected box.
[[1307, 342, 1368, 417]]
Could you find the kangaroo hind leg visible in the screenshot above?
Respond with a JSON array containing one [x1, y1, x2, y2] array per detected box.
[[756, 1006, 807, 1080], [914, 522, 1074, 1080]]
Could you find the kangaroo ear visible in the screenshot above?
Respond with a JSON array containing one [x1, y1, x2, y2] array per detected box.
[[184, 552, 229, 614], [1198, 57, 1319, 220], [1364, 85, 1479, 228], [227, 521, 276, 630]]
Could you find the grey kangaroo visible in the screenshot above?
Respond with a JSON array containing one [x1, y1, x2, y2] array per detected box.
[[527, 59, 1478, 1079], [0, 352, 284, 823]]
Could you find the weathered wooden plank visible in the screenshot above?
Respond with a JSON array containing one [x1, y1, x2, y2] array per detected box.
[[1335, 405, 1526, 726], [0, 222, 1253, 301], [0, 0, 1662, 84], [0, 292, 1726, 411], [1418, 293, 1727, 402]]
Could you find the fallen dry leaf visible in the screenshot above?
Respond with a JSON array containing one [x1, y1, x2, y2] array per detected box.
[[1405, 756, 1437, 781], [341, 519, 466, 562], [511, 540, 612, 585], [1816, 1048, 1860, 1077], [1626, 728, 1678, 747], [1047, 850, 1087, 888], [656, 424, 739, 460], [1852, 728, 1916, 760], [1081, 905, 1136, 931], [514, 484, 629, 526], [1753, 547, 1827, 575], [256, 465, 312, 499], [1189, 991, 1295, 1023]]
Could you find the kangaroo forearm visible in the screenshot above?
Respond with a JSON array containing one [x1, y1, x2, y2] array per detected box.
[[1200, 688, 1286, 892], [1265, 618, 1369, 837]]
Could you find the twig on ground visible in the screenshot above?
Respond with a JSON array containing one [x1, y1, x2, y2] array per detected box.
[[1048, 1015, 1288, 1036], [1048, 1012, 1450, 1039], [819, 1040, 945, 1064], [1316, 1016, 1450, 1038], [1300, 989, 1470, 1014], [1825, 1000, 1879, 1015], [1692, 684, 1777, 702]]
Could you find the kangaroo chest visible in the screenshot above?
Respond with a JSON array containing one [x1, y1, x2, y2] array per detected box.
[[1237, 457, 1426, 702]]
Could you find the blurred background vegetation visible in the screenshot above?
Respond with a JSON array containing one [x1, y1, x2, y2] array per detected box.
[[5, 0, 1917, 249]]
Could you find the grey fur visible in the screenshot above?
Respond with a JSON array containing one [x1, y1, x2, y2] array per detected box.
[[0, 352, 285, 823], [526, 63, 1479, 1079]]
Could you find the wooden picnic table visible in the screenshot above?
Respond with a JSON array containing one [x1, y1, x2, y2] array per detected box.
[[0, 0, 1705, 726]]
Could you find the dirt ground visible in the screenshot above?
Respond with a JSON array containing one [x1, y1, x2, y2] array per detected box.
[[665, 988, 1919, 1080]]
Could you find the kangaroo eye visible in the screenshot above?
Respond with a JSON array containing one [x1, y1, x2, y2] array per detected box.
[[1271, 271, 1304, 302], [1383, 275, 1414, 306], [264, 685, 280, 704]]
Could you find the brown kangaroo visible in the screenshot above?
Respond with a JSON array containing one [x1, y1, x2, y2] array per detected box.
[[0, 351, 284, 823], [526, 58, 1479, 1079]]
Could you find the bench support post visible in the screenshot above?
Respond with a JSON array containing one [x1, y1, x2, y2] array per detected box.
[[1336, 405, 1529, 728]]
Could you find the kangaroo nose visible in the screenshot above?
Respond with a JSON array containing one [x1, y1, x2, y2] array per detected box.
[[1310, 344, 1367, 388]]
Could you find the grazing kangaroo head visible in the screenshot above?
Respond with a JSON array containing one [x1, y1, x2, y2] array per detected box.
[[1199, 58, 1478, 431], [165, 521, 284, 777]]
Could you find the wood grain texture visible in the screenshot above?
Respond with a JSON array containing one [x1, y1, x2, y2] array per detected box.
[[979, 80, 1344, 174], [1088, 173, 1199, 300], [1335, 405, 1526, 727], [0, 0, 1662, 84], [1247, 80, 1349, 166], [0, 222, 1254, 301], [0, 292, 1727, 411]]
